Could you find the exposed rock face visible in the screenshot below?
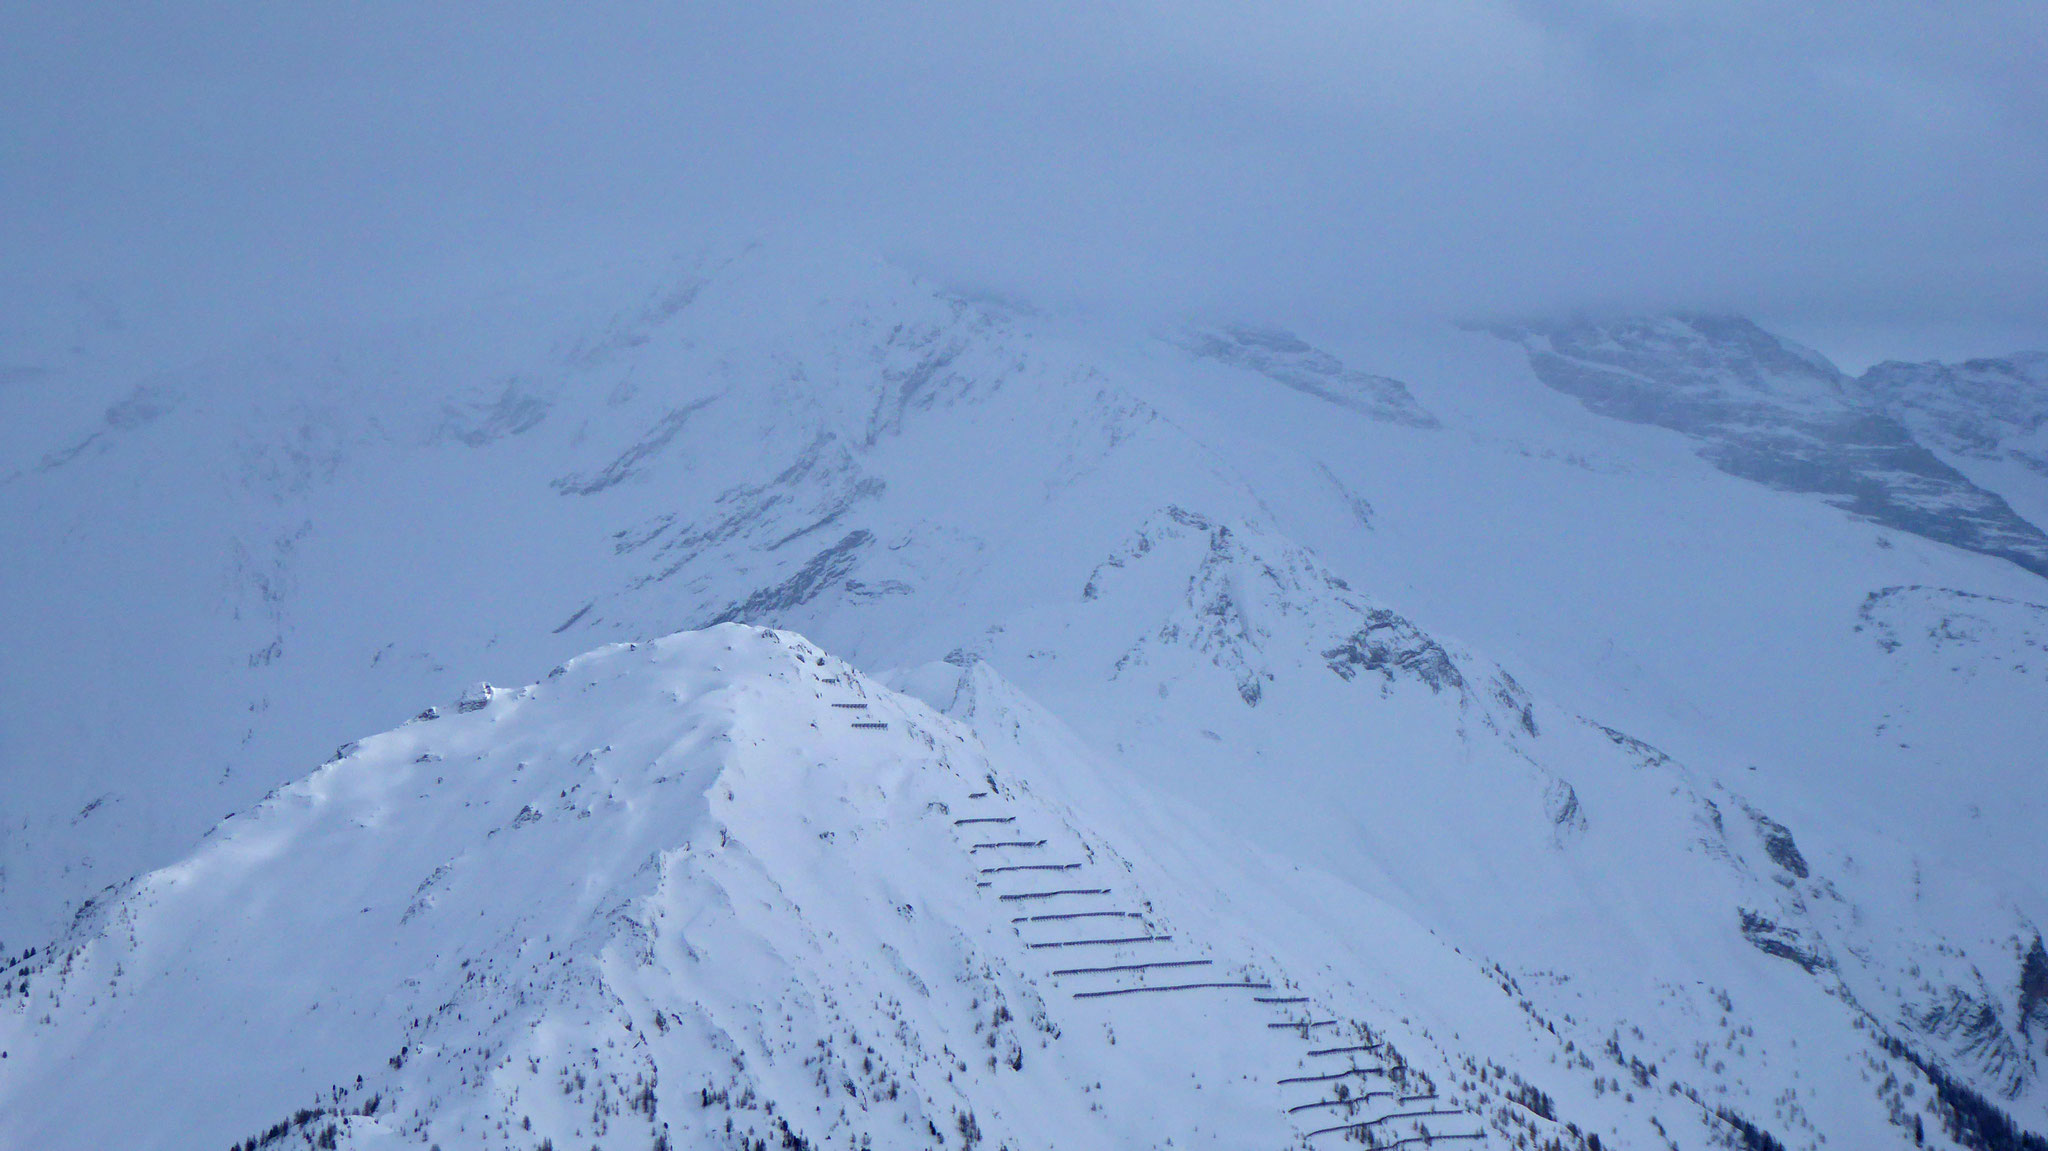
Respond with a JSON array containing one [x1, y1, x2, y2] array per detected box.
[[1749, 810, 1809, 880], [1180, 325, 1439, 428], [1739, 907, 1832, 973], [1492, 315, 2048, 578], [1862, 353, 2048, 476], [2023, 936, 2048, 1044], [0, 627, 1504, 1151]]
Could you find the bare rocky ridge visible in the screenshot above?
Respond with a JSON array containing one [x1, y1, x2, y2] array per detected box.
[[1490, 315, 2048, 579]]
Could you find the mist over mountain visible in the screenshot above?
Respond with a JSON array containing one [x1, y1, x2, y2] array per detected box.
[[5, 7, 2048, 1151]]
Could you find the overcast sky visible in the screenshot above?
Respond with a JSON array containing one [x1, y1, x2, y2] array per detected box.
[[4, 2, 2045, 366]]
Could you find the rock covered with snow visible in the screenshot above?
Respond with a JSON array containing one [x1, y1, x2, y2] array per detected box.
[[0, 627, 1504, 1151]]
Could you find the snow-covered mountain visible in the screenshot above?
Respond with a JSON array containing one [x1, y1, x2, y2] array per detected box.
[[1861, 354, 2048, 533], [0, 624, 2031, 1151], [1863, 354, 2048, 476], [3, 241, 2045, 1150], [0, 627, 1510, 1151], [1488, 315, 2048, 579]]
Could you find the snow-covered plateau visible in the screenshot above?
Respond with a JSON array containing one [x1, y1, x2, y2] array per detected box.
[[2, 242, 2044, 1151]]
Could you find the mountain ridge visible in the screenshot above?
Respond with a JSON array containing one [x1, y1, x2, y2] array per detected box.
[[4, 243, 2046, 1149], [1486, 314, 2048, 579]]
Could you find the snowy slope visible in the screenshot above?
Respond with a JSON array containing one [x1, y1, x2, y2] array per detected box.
[[4, 241, 2047, 1149], [4, 624, 2031, 1151], [950, 504, 2048, 1142], [0, 628, 1509, 1151], [1486, 315, 2048, 578], [1861, 354, 2048, 536], [1862, 354, 2048, 479]]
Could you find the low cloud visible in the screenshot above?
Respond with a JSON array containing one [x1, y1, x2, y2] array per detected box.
[[4, 2, 2044, 358]]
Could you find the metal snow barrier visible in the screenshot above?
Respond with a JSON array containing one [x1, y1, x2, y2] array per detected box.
[[1287, 1092, 1395, 1114], [1268, 1019, 1339, 1030], [830, 702, 868, 709], [1279, 1068, 1386, 1086], [1302, 1109, 1470, 1140], [1376, 1135, 1486, 1149], [850, 721, 889, 729], [953, 816, 1016, 825], [1253, 996, 1310, 1004], [979, 863, 1081, 874], [1025, 935, 1172, 949], [1306, 1043, 1382, 1057], [997, 888, 1112, 901], [1010, 911, 1142, 924], [969, 840, 1046, 851], [1072, 982, 1273, 999], [1050, 959, 1213, 976]]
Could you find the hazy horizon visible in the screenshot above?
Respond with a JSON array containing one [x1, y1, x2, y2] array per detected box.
[[5, 3, 2046, 369]]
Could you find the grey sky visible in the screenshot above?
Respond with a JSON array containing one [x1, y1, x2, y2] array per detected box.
[[4, 2, 2045, 364]]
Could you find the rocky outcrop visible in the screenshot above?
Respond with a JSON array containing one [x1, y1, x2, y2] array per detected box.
[[1862, 353, 2048, 476], [1492, 315, 2048, 578], [1180, 325, 1438, 428]]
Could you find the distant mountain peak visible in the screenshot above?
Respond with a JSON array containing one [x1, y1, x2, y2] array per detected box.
[[1492, 313, 2048, 579]]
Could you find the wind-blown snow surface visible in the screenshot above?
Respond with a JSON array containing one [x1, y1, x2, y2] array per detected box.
[[0, 628, 1507, 1151], [0, 625, 2011, 1151], [4, 241, 2048, 1149]]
